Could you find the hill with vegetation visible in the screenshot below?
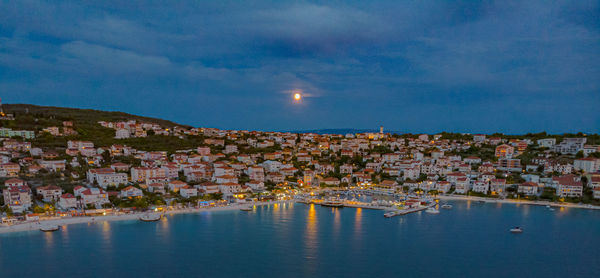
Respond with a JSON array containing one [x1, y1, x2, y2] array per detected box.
[[1, 104, 200, 153]]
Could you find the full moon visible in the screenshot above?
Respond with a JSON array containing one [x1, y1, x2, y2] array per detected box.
[[294, 93, 302, 101]]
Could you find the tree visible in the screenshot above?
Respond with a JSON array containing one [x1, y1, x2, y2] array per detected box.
[[575, 151, 584, 158], [33, 205, 45, 213]]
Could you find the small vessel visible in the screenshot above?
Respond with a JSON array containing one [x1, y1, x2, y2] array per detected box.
[[40, 225, 60, 232], [549, 208, 555, 211], [546, 205, 551, 208], [441, 204, 453, 209], [240, 206, 253, 211], [384, 211, 397, 218], [139, 213, 162, 222], [510, 227, 523, 233], [321, 197, 344, 207], [425, 207, 440, 214]]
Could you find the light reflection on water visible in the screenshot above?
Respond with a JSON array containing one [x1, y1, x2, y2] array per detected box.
[[101, 221, 111, 241], [2, 201, 600, 278]]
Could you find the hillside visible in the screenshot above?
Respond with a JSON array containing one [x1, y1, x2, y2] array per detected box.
[[0, 104, 200, 153], [2, 104, 187, 129]]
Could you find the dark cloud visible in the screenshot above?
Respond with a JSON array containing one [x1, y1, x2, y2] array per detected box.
[[0, 0, 598, 133]]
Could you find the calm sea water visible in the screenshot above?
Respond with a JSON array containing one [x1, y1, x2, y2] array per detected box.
[[1, 201, 599, 278]]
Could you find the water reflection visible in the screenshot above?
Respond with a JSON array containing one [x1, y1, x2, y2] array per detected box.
[[522, 205, 530, 217], [354, 208, 362, 236], [333, 208, 340, 239], [43, 230, 54, 248], [101, 221, 111, 241], [159, 215, 170, 236], [305, 204, 318, 252]]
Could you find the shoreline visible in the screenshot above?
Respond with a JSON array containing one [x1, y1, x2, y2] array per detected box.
[[0, 200, 293, 235], [436, 195, 600, 210]]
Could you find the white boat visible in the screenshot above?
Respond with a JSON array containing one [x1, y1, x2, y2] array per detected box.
[[510, 227, 523, 233], [321, 197, 344, 207], [240, 206, 253, 211], [425, 207, 440, 214], [40, 225, 59, 232], [384, 211, 397, 218], [441, 204, 453, 209], [139, 213, 162, 222]]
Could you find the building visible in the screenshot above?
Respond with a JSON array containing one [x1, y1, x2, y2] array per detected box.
[[553, 138, 586, 154], [472, 181, 489, 194], [148, 183, 166, 194], [120, 186, 143, 198], [2, 185, 32, 213], [59, 193, 77, 209], [473, 134, 486, 143], [180, 186, 198, 198], [36, 185, 63, 202], [168, 180, 188, 192], [496, 158, 522, 172], [495, 144, 514, 158], [131, 167, 166, 182], [0, 128, 35, 139], [80, 188, 110, 207], [454, 177, 470, 194], [574, 158, 598, 173], [246, 180, 265, 191], [537, 138, 556, 148], [553, 174, 583, 198], [218, 183, 243, 196], [196, 182, 220, 194], [518, 182, 539, 196], [0, 162, 20, 177]]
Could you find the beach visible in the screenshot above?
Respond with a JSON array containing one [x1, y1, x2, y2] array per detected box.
[[0, 200, 293, 234]]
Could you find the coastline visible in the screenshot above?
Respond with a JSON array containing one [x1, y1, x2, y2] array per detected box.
[[436, 195, 600, 210], [0, 200, 293, 235]]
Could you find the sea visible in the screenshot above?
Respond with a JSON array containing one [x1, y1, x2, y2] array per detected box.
[[1, 201, 599, 278]]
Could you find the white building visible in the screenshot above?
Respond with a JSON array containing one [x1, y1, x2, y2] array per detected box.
[[59, 193, 77, 209]]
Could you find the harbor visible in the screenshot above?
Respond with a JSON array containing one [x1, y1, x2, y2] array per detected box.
[[295, 189, 439, 218]]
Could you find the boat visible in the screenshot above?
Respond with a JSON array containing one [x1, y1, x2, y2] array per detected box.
[[510, 227, 523, 233], [240, 206, 253, 211], [441, 204, 453, 209], [425, 207, 440, 214], [40, 225, 60, 232], [321, 198, 344, 207], [384, 211, 397, 218], [546, 205, 551, 208], [139, 213, 162, 222]]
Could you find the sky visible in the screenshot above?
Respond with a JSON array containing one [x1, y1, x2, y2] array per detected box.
[[0, 0, 599, 134]]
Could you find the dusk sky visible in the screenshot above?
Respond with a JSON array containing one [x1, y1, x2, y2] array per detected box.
[[1, 0, 598, 134]]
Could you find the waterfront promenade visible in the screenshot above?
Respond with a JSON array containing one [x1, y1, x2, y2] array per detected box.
[[0, 200, 293, 234]]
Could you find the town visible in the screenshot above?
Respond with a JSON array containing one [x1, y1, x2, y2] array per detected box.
[[1, 104, 600, 226]]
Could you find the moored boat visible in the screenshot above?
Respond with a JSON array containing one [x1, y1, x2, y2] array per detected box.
[[510, 227, 523, 233], [321, 197, 344, 207], [425, 207, 440, 214], [441, 204, 452, 209], [240, 206, 253, 211], [40, 225, 60, 232], [139, 213, 162, 222]]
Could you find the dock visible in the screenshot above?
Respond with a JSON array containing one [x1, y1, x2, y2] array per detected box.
[[385, 203, 437, 217]]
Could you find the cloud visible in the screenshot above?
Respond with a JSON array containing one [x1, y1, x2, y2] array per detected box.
[[0, 0, 598, 132]]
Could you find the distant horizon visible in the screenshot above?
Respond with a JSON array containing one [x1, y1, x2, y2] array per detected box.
[[4, 102, 598, 136]]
